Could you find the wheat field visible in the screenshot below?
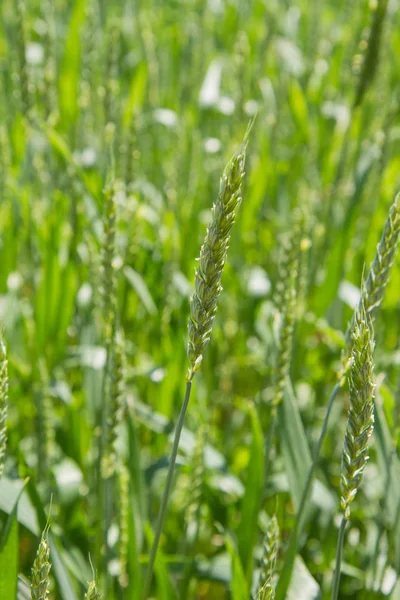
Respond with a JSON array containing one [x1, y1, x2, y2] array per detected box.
[[1, 1, 400, 599]]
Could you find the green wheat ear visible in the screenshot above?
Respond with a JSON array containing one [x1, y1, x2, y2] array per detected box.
[[31, 529, 51, 600], [341, 303, 375, 520], [101, 329, 126, 479], [272, 220, 302, 407], [85, 581, 101, 600], [342, 192, 400, 376], [187, 137, 248, 380], [0, 335, 8, 478], [256, 515, 280, 600]]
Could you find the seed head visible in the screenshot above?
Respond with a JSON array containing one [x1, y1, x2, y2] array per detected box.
[[187, 141, 247, 380], [341, 305, 375, 520], [342, 192, 400, 375], [85, 581, 101, 600], [257, 515, 279, 599], [31, 531, 51, 600]]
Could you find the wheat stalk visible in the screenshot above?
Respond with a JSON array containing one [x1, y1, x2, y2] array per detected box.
[[118, 464, 129, 589], [142, 125, 251, 600], [0, 336, 8, 478]]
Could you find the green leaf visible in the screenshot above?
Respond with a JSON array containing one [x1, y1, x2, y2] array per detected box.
[[0, 511, 18, 599], [0, 481, 26, 600], [374, 385, 400, 527], [0, 478, 39, 535], [288, 79, 309, 142], [144, 523, 178, 600], [123, 61, 149, 125], [237, 402, 264, 582], [226, 535, 249, 600], [287, 557, 321, 600], [278, 382, 312, 511], [124, 266, 158, 315], [0, 478, 28, 551]]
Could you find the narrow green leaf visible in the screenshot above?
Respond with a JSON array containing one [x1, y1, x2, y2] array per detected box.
[[287, 556, 321, 600], [0, 478, 28, 551], [226, 535, 249, 600], [144, 523, 178, 600], [237, 402, 264, 582], [124, 266, 158, 315], [278, 383, 312, 511], [0, 478, 39, 535], [0, 512, 18, 599]]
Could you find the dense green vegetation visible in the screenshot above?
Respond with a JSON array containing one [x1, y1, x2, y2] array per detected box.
[[1, 0, 400, 598]]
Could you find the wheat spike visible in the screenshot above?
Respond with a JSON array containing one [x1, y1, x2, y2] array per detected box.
[[187, 141, 247, 380], [272, 223, 302, 407], [101, 181, 118, 343], [85, 581, 101, 600], [342, 192, 400, 372], [30, 531, 51, 600], [256, 516, 279, 600], [341, 304, 375, 520], [101, 329, 126, 479]]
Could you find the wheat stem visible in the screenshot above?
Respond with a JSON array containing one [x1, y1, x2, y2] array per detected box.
[[0, 337, 8, 479], [331, 516, 347, 600], [142, 380, 192, 600]]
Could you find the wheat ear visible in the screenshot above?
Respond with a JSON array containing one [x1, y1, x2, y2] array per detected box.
[[342, 192, 400, 371], [0, 336, 8, 478], [264, 224, 301, 483], [256, 515, 279, 600], [143, 126, 251, 600], [85, 581, 101, 600], [332, 303, 375, 600], [101, 329, 126, 479], [341, 307, 375, 519], [30, 530, 51, 600], [187, 139, 247, 380]]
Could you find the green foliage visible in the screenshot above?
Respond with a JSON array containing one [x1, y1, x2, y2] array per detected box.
[[0, 0, 400, 599]]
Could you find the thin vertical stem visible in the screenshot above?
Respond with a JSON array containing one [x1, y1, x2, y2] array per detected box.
[[264, 406, 278, 482], [332, 516, 347, 600], [142, 380, 193, 600]]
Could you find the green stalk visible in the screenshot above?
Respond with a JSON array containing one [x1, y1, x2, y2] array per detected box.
[[142, 380, 192, 599], [332, 516, 347, 600]]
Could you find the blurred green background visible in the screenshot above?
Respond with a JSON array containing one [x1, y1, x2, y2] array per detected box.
[[1, 0, 400, 598]]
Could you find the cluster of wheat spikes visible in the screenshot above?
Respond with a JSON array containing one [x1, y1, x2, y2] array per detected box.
[[277, 190, 400, 600]]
